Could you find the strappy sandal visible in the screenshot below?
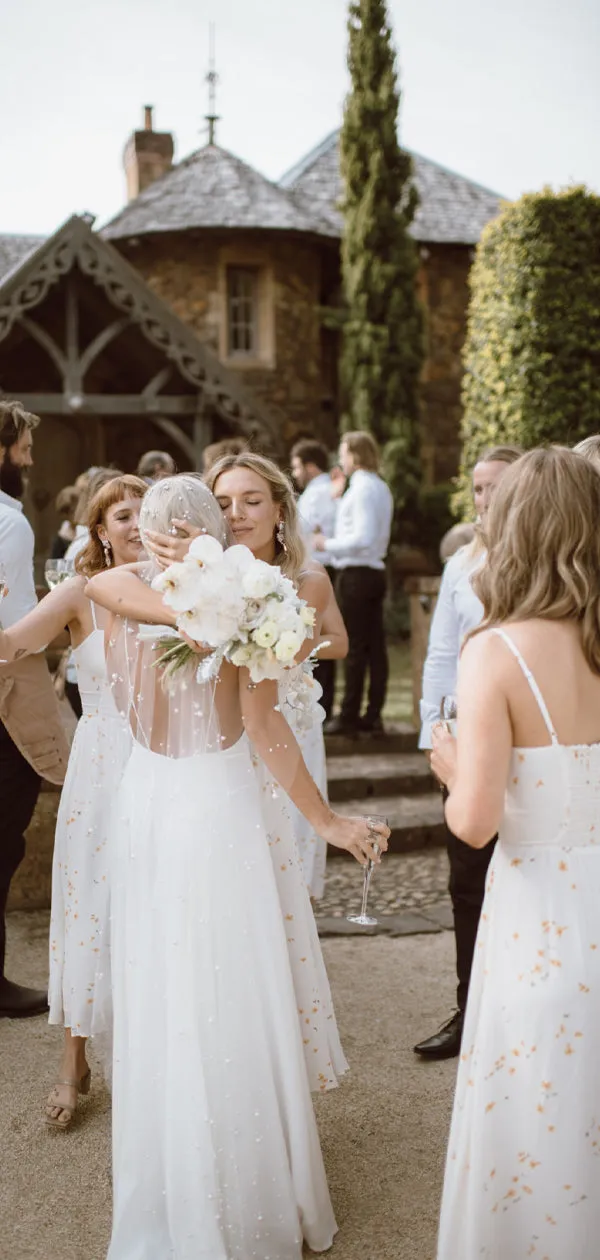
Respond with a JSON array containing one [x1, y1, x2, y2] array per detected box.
[[45, 1068, 91, 1130]]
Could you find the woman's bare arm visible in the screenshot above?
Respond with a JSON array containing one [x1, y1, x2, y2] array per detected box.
[[294, 569, 348, 664], [239, 669, 388, 864], [0, 577, 86, 662], [442, 633, 512, 847], [86, 569, 177, 626], [315, 586, 348, 661]]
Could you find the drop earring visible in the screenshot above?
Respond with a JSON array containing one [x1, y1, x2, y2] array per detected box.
[[276, 520, 287, 553], [102, 541, 112, 568]]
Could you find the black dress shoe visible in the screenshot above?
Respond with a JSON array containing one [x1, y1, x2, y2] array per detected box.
[[357, 716, 385, 734], [413, 1010, 464, 1060], [323, 716, 358, 738], [0, 977, 49, 1019]]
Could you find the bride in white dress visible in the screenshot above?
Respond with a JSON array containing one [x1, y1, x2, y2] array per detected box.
[[148, 454, 346, 901], [88, 474, 388, 1260], [0, 474, 146, 1128], [139, 461, 349, 1089], [431, 448, 600, 1260]]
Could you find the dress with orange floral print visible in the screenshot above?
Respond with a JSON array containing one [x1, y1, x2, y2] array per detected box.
[[438, 629, 600, 1259]]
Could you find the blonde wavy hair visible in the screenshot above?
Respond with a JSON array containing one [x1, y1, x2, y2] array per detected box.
[[573, 434, 600, 471], [470, 447, 600, 673], [205, 452, 307, 584]]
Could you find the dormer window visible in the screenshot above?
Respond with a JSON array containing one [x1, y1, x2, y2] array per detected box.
[[227, 267, 259, 357]]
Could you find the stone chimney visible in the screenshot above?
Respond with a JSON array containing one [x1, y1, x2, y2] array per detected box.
[[123, 106, 174, 201]]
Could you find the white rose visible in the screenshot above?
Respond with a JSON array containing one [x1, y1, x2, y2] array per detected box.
[[300, 604, 316, 628], [252, 620, 279, 648], [274, 630, 303, 662], [242, 560, 280, 600]]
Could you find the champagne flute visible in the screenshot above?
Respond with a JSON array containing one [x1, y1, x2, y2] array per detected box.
[[347, 813, 388, 927], [440, 694, 457, 733], [45, 558, 74, 589]]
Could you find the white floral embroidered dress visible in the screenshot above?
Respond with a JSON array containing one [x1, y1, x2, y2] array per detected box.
[[279, 662, 328, 899], [438, 629, 600, 1260], [48, 606, 130, 1035]]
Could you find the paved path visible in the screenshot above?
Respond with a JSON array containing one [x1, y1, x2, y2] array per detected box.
[[1, 912, 457, 1260]]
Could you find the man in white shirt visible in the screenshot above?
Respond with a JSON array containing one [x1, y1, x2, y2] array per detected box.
[[312, 430, 393, 736], [291, 439, 338, 720], [0, 401, 69, 1017]]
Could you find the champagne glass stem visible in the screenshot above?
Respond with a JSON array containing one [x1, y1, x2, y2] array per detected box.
[[360, 861, 374, 920]]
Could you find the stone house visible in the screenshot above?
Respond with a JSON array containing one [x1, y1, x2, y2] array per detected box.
[[0, 109, 502, 555]]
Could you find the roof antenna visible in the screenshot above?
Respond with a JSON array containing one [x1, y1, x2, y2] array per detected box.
[[205, 23, 219, 146]]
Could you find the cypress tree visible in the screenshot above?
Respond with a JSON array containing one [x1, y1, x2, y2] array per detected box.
[[340, 0, 424, 520]]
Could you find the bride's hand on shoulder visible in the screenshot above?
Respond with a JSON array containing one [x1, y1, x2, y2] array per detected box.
[[144, 520, 202, 566], [321, 814, 389, 866]]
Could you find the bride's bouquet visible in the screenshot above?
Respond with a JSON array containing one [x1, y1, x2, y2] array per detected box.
[[151, 535, 316, 686]]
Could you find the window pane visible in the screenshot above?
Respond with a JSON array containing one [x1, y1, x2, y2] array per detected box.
[[227, 267, 258, 356]]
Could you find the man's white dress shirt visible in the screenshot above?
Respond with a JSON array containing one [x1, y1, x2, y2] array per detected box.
[[324, 469, 393, 570], [0, 489, 37, 629], [419, 546, 484, 749], [296, 473, 337, 567], [64, 525, 89, 563]]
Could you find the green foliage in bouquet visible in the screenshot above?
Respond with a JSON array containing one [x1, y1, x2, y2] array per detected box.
[[455, 185, 600, 515], [340, 0, 425, 538]]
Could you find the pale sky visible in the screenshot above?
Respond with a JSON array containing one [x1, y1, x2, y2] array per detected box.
[[1, 0, 598, 235]]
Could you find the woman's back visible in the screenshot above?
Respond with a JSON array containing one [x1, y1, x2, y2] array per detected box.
[[499, 619, 600, 750]]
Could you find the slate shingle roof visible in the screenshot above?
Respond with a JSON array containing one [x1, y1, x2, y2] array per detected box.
[[103, 131, 503, 247], [280, 130, 504, 245], [103, 144, 340, 241], [0, 234, 45, 283]]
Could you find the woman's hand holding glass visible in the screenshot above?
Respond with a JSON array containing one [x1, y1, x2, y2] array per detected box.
[[431, 725, 458, 789], [322, 813, 389, 867]]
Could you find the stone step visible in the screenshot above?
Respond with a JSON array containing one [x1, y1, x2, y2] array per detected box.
[[330, 792, 446, 856], [327, 751, 433, 802], [324, 721, 418, 758]]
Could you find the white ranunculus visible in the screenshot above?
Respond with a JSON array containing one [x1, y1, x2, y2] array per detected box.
[[242, 560, 281, 600], [230, 643, 254, 666], [252, 620, 279, 648], [274, 629, 303, 662], [300, 604, 316, 628], [152, 562, 205, 612], [187, 535, 224, 567]]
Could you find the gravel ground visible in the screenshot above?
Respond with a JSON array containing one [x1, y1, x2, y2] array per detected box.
[[316, 850, 451, 920], [1, 910, 456, 1260]]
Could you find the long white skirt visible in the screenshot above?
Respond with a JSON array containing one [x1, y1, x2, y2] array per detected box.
[[48, 707, 130, 1037], [108, 735, 337, 1260]]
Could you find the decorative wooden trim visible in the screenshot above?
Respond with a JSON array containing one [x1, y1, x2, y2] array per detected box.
[[0, 216, 284, 452]]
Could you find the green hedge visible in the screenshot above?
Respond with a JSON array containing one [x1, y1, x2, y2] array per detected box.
[[455, 185, 600, 513]]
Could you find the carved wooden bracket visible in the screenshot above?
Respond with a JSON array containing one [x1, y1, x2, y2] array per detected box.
[[0, 216, 284, 453]]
